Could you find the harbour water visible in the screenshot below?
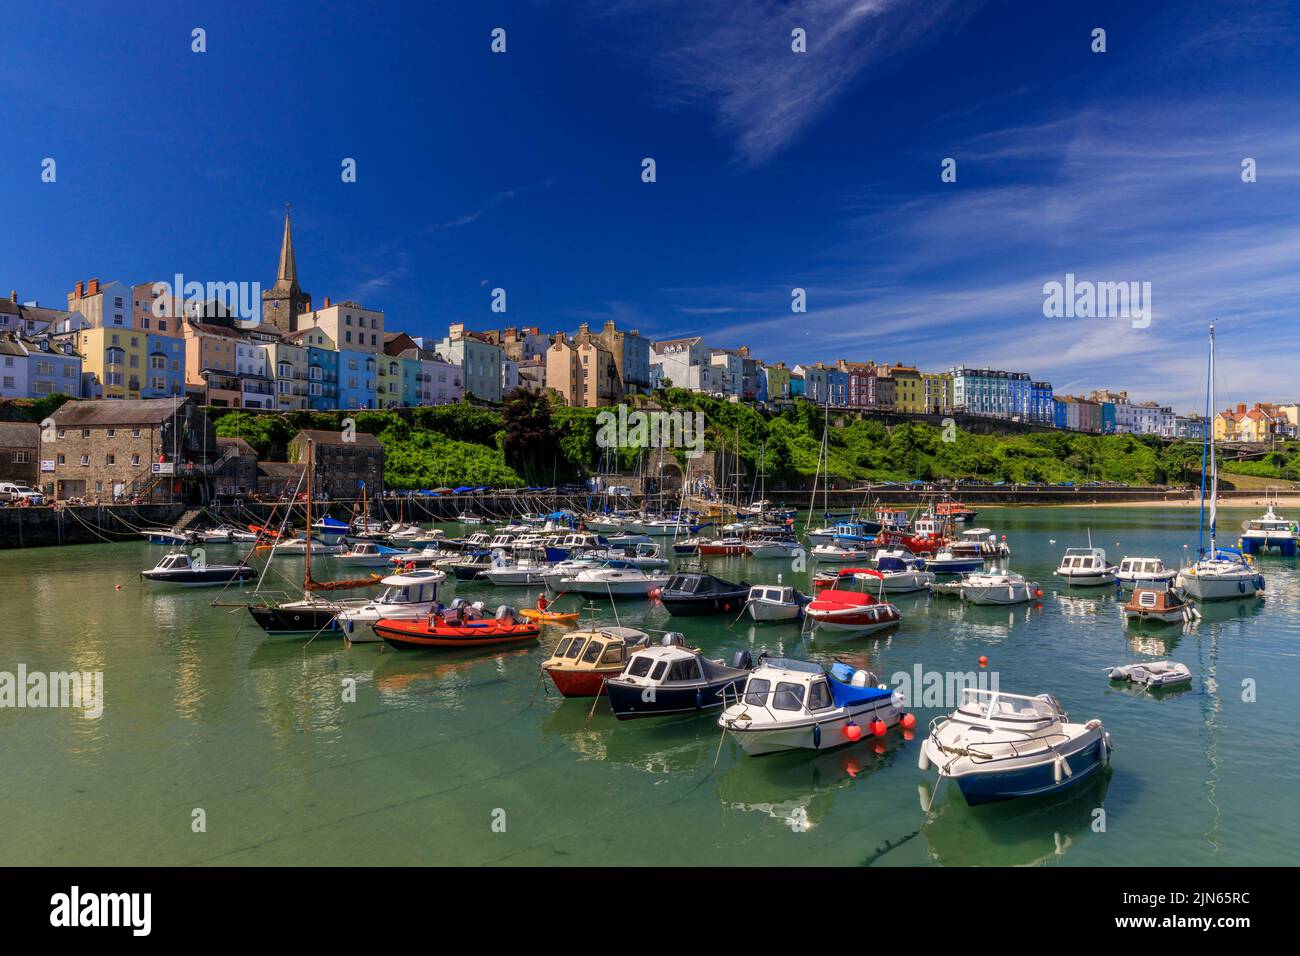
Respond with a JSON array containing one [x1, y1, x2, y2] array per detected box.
[[3, 505, 1296, 866]]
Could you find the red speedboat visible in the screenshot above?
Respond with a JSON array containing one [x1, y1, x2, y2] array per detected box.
[[805, 569, 901, 635], [372, 607, 541, 650]]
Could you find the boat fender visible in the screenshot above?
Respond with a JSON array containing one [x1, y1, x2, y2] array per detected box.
[[1053, 755, 1063, 784], [813, 723, 822, 748], [918, 747, 930, 771], [695, 688, 702, 710]]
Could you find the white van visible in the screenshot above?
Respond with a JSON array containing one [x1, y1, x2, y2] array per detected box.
[[0, 482, 45, 505]]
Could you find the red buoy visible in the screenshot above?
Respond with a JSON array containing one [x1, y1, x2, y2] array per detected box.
[[901, 712, 916, 730], [1035, 589, 1043, 597], [870, 719, 887, 737], [978, 655, 988, 668], [843, 722, 862, 741]]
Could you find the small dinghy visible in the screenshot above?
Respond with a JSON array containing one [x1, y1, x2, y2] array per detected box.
[[1108, 661, 1192, 690], [604, 640, 752, 719], [718, 659, 906, 756], [142, 552, 256, 587], [1123, 587, 1197, 625], [745, 584, 809, 622], [540, 624, 653, 697], [371, 604, 541, 650], [920, 688, 1112, 805]]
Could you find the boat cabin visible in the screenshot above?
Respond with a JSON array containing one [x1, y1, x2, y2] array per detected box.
[[375, 573, 442, 607], [748, 585, 798, 605], [954, 688, 1064, 728], [151, 552, 197, 572], [543, 626, 649, 671], [1059, 547, 1108, 570]]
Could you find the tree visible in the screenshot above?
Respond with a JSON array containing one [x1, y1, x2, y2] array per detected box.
[[501, 388, 555, 481]]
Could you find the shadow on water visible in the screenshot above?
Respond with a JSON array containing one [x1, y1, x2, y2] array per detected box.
[[541, 698, 717, 773]]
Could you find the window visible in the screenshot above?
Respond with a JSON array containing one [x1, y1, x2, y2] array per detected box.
[[666, 658, 700, 682], [12, 451, 30, 464], [581, 641, 604, 665], [627, 656, 654, 679], [106, 454, 115, 465], [132, 428, 141, 438], [772, 682, 805, 711], [82, 429, 90, 438], [79, 455, 90, 466], [131, 454, 141, 466], [650, 661, 668, 681], [807, 681, 832, 711], [57, 453, 65, 464]]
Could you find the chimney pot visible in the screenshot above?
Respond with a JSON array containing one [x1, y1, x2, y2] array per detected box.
[[75, 281, 85, 298]]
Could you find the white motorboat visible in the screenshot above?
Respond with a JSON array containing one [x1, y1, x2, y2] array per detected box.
[[874, 555, 936, 593], [642, 517, 695, 537], [482, 557, 550, 586], [1054, 545, 1117, 586], [391, 546, 462, 568], [310, 516, 351, 545], [141, 552, 256, 587], [269, 535, 345, 556], [920, 688, 1112, 805], [557, 563, 670, 598], [335, 541, 407, 567], [959, 570, 1040, 605], [194, 524, 243, 543], [810, 541, 875, 563], [924, 549, 984, 574], [1115, 556, 1177, 589], [458, 512, 485, 525], [1108, 661, 1192, 690], [745, 584, 808, 622], [1176, 323, 1265, 602], [745, 538, 803, 560], [541, 558, 604, 591], [1239, 504, 1299, 556], [336, 571, 447, 640], [718, 659, 905, 756]]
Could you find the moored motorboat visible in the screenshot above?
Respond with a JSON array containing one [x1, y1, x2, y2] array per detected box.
[[874, 555, 936, 593], [1122, 587, 1197, 625], [604, 640, 752, 719], [804, 568, 901, 634], [745, 584, 809, 622], [310, 515, 351, 545], [1054, 542, 1116, 586], [336, 540, 410, 567], [810, 540, 875, 563], [335, 570, 446, 640], [1239, 504, 1299, 556], [920, 688, 1112, 805], [372, 604, 541, 650], [660, 570, 750, 616], [1115, 556, 1177, 589], [557, 563, 670, 599], [540, 625, 652, 697], [718, 659, 906, 755], [141, 552, 256, 587], [924, 549, 985, 574], [959, 570, 1041, 605], [1108, 660, 1192, 690]]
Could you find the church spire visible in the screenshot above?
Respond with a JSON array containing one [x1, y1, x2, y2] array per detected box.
[[277, 204, 298, 288]]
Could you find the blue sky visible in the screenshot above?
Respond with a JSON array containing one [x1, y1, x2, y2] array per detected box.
[[3, 0, 1298, 412]]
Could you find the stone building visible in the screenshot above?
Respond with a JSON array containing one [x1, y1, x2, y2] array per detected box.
[[42, 397, 218, 502], [213, 436, 259, 497], [287, 428, 384, 501], [0, 422, 39, 485]]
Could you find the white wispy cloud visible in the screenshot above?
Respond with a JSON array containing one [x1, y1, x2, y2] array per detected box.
[[608, 0, 973, 166]]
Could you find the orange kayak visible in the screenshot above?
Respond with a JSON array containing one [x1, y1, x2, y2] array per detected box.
[[521, 608, 580, 623]]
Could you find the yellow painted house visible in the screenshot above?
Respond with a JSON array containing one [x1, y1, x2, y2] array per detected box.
[[78, 326, 149, 399]]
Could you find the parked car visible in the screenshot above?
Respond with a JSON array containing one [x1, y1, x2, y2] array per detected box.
[[0, 483, 46, 505]]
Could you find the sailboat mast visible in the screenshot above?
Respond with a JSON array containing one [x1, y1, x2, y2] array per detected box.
[[304, 439, 313, 585], [1208, 322, 1218, 554]]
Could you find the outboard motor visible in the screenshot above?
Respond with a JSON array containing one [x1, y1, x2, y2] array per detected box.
[[661, 632, 686, 647], [732, 650, 753, 671], [495, 604, 519, 623], [449, 597, 468, 610]]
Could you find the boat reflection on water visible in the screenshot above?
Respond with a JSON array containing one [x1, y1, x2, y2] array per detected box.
[[913, 770, 1112, 867], [1056, 592, 1117, 619], [716, 732, 909, 832], [540, 702, 716, 774], [370, 646, 534, 708], [1191, 594, 1266, 624]]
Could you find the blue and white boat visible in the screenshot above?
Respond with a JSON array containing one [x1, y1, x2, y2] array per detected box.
[[920, 688, 1112, 805], [718, 658, 903, 756], [310, 515, 352, 545], [1239, 505, 1299, 556]]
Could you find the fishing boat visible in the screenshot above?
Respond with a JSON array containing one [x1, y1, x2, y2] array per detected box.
[[557, 563, 670, 598], [1054, 541, 1117, 586], [935, 499, 978, 523], [746, 584, 809, 622], [951, 528, 1011, 559], [142, 552, 257, 587], [1115, 556, 1177, 589], [1123, 587, 1197, 625], [1239, 504, 1299, 556], [805, 569, 901, 634], [1108, 661, 1192, 690], [1177, 323, 1265, 602], [336, 540, 410, 567], [718, 659, 905, 756], [959, 570, 1041, 605], [604, 641, 753, 719], [335, 570, 447, 640], [540, 624, 652, 697], [372, 604, 541, 650], [874, 555, 935, 593], [659, 570, 751, 616], [919, 688, 1112, 805]]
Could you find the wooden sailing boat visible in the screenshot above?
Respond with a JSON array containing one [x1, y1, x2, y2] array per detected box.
[[247, 439, 378, 636]]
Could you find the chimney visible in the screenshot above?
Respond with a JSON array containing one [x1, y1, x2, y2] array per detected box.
[[10, 290, 16, 302], [323, 296, 331, 308], [87, 278, 100, 296], [1237, 403, 1246, 415], [75, 281, 85, 299]]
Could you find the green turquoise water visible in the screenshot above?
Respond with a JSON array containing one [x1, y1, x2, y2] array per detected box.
[[2, 505, 1296, 866]]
